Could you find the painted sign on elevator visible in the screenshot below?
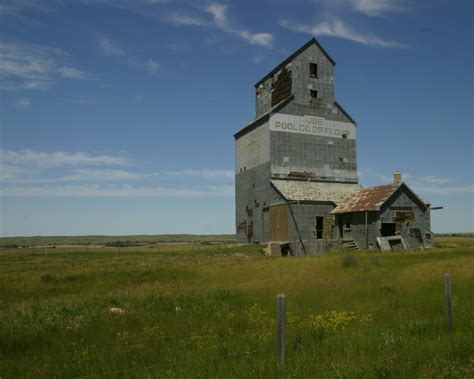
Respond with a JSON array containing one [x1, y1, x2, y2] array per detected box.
[[270, 114, 356, 139]]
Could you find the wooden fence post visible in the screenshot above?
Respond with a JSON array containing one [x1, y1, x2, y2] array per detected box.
[[444, 273, 452, 332], [277, 293, 286, 367]]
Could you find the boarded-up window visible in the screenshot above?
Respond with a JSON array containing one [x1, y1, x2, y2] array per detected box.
[[269, 205, 289, 241], [271, 68, 292, 107], [394, 211, 414, 223]]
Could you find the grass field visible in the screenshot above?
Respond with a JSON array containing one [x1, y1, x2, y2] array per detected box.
[[0, 237, 473, 378], [0, 234, 236, 248]]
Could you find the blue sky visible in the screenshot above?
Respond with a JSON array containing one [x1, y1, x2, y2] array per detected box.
[[0, 0, 473, 236]]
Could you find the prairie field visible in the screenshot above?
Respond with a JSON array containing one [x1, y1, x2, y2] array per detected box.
[[0, 236, 473, 378]]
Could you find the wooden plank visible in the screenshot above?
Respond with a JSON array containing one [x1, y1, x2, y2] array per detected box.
[[269, 205, 289, 241]]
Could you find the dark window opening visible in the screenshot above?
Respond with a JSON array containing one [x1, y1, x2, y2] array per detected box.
[[280, 242, 292, 257], [381, 223, 396, 237], [310, 63, 318, 78], [310, 90, 318, 99], [342, 133, 348, 139], [345, 222, 351, 229], [316, 217, 324, 239]]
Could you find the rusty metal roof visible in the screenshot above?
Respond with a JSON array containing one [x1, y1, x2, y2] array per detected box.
[[270, 179, 362, 204], [331, 182, 429, 214], [331, 184, 398, 214]]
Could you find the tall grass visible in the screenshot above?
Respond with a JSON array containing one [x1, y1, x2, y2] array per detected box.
[[0, 237, 473, 377]]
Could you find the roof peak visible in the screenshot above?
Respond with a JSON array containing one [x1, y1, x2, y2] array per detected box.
[[254, 37, 336, 88]]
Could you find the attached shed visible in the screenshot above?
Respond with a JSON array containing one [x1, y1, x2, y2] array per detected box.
[[267, 179, 361, 254], [331, 178, 433, 250]]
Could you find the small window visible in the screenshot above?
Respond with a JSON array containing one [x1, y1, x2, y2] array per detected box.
[[342, 133, 348, 139], [310, 63, 318, 78], [338, 157, 344, 163], [316, 217, 324, 239], [310, 90, 318, 98]]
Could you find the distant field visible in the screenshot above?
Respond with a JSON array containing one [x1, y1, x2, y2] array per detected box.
[[0, 237, 473, 377], [0, 234, 236, 247]]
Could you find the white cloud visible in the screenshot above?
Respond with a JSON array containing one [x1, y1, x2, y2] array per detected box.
[[97, 36, 160, 75], [140, 59, 160, 75], [163, 169, 234, 180], [13, 97, 31, 109], [98, 36, 126, 57], [0, 41, 95, 91], [412, 185, 474, 195], [311, 0, 406, 17], [0, 150, 234, 183], [358, 169, 472, 196], [167, 12, 208, 27], [0, 149, 130, 168], [0, 164, 25, 181], [280, 18, 406, 48], [56, 66, 94, 80], [350, 0, 404, 16], [205, 3, 273, 47], [0, 184, 234, 197], [420, 176, 454, 185], [64, 169, 145, 181]]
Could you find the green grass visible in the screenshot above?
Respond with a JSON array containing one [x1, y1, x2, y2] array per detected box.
[[0, 237, 473, 378], [0, 234, 236, 247]]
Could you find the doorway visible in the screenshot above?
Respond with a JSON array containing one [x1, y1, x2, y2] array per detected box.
[[269, 205, 289, 241], [381, 223, 396, 236]]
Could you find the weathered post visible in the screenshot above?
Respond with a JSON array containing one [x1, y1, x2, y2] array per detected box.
[[277, 293, 286, 367], [444, 273, 452, 331], [365, 211, 369, 249]]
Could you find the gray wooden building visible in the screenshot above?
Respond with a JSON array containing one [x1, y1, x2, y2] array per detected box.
[[234, 38, 432, 254]]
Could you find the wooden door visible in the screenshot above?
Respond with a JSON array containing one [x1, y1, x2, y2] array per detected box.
[[269, 205, 289, 241]]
